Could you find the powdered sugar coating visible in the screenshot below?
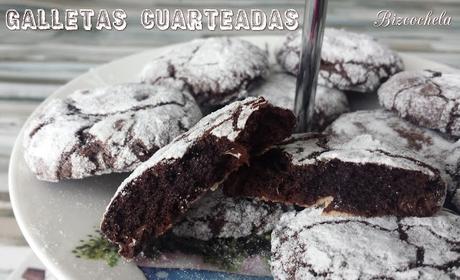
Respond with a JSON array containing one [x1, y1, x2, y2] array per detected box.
[[276, 28, 404, 93], [140, 37, 269, 110], [249, 72, 349, 131], [271, 207, 460, 280], [23, 83, 202, 182], [378, 70, 460, 138], [111, 97, 278, 200], [281, 133, 439, 178], [172, 189, 291, 241]]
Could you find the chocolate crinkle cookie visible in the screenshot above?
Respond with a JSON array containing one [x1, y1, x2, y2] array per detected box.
[[140, 37, 269, 112], [23, 83, 202, 182], [325, 110, 460, 209], [172, 189, 292, 241], [378, 70, 460, 138], [276, 28, 404, 93], [249, 71, 349, 131], [101, 97, 295, 259], [224, 133, 447, 217], [271, 207, 460, 280]]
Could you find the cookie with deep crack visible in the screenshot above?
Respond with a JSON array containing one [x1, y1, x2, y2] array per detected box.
[[378, 70, 460, 138], [224, 133, 447, 217], [276, 28, 404, 93], [172, 189, 292, 241], [101, 97, 296, 258], [23, 83, 202, 182], [271, 207, 460, 280], [249, 71, 350, 131], [325, 110, 460, 200], [140, 37, 269, 112]]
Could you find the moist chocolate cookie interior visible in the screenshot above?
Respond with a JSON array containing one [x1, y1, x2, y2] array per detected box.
[[101, 104, 295, 258], [237, 105, 296, 153], [224, 148, 446, 217], [102, 136, 246, 258]]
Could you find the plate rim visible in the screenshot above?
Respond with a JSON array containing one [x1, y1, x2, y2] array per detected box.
[[8, 35, 459, 280]]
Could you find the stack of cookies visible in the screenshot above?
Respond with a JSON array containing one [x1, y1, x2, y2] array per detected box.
[[22, 30, 460, 279]]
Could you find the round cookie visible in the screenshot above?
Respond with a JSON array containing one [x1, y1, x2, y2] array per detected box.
[[271, 207, 460, 280], [276, 28, 404, 93], [173, 189, 292, 241], [249, 71, 350, 131], [23, 83, 202, 182], [378, 70, 460, 138], [140, 37, 269, 112]]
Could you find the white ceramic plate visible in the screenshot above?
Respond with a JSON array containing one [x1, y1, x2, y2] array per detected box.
[[9, 36, 459, 280]]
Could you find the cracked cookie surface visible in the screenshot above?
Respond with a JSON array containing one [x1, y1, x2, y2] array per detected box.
[[271, 207, 460, 280], [249, 71, 350, 131], [224, 133, 447, 217], [276, 28, 403, 93], [140, 37, 269, 112], [173, 189, 292, 241], [101, 97, 296, 259], [325, 110, 460, 212], [23, 83, 202, 182], [378, 70, 460, 138]]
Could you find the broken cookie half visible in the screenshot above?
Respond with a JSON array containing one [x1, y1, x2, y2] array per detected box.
[[101, 97, 295, 258], [224, 133, 447, 217]]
